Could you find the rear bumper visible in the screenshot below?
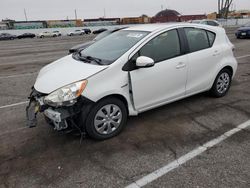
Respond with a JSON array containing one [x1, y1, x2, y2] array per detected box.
[[26, 89, 94, 131]]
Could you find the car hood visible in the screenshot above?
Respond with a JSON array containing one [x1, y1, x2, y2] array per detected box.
[[238, 26, 250, 31], [34, 55, 108, 94]]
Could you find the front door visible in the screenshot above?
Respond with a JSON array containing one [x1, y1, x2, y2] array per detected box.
[[129, 29, 188, 112]]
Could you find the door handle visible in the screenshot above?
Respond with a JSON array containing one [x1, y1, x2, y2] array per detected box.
[[176, 62, 186, 69]]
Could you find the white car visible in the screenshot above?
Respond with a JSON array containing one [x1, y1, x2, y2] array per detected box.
[[38, 31, 61, 38], [27, 23, 237, 140], [191, 19, 222, 27], [67, 29, 85, 36]]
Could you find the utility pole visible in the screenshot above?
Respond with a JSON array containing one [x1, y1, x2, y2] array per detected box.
[[218, 0, 221, 17], [24, 8, 28, 21], [103, 8, 106, 18], [74, 9, 77, 20]]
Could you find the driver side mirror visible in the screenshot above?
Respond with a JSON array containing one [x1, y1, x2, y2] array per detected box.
[[136, 56, 155, 68]]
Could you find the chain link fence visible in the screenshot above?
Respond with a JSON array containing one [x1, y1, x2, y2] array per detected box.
[[218, 18, 250, 27]]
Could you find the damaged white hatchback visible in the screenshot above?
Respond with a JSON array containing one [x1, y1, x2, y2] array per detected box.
[[27, 23, 237, 140]]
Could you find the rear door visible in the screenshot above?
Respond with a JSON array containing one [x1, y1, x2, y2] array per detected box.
[[183, 27, 219, 95]]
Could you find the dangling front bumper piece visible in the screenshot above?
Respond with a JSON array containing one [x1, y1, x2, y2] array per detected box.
[[26, 88, 94, 131]]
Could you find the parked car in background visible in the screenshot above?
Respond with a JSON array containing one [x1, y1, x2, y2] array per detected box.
[[37, 31, 60, 38], [235, 22, 250, 39], [92, 28, 107, 34], [67, 29, 85, 36], [190, 19, 222, 27], [27, 23, 237, 140], [17, 33, 36, 39], [82, 28, 91, 34], [0, 33, 17, 40], [69, 27, 127, 54], [52, 31, 62, 36]]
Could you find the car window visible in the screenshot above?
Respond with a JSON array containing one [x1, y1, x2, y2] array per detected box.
[[207, 31, 216, 46], [243, 22, 250, 27], [201, 21, 208, 25], [138, 29, 181, 63], [184, 28, 210, 53], [208, 21, 218, 26], [192, 20, 201, 24]]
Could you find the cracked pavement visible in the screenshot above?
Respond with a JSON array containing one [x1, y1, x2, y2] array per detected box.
[[0, 30, 250, 188]]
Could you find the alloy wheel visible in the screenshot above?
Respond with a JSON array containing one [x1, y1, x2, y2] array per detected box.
[[94, 104, 122, 135], [216, 72, 230, 94]]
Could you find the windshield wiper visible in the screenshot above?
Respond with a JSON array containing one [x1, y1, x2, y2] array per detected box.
[[84, 56, 103, 65], [76, 52, 103, 65], [77, 52, 91, 63]]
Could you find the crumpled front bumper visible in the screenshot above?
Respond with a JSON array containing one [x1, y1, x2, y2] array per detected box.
[[26, 88, 93, 131]]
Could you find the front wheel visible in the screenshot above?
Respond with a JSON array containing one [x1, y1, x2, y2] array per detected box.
[[210, 69, 232, 98], [85, 97, 127, 140]]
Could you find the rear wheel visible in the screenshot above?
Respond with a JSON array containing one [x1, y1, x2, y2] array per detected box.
[[210, 68, 232, 98], [85, 97, 127, 140]]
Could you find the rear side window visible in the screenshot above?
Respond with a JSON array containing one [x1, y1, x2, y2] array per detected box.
[[207, 31, 216, 46], [184, 28, 215, 53]]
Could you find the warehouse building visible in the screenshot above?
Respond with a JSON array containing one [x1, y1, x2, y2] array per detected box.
[[12, 21, 47, 29], [83, 18, 120, 26], [47, 19, 83, 28], [0, 22, 8, 30], [121, 15, 150, 24]]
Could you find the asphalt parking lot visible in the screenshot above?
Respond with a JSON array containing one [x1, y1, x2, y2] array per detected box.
[[0, 30, 250, 188]]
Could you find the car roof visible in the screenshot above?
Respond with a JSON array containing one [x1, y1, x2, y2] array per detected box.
[[124, 23, 222, 33]]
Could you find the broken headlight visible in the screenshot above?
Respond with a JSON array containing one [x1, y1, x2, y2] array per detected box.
[[44, 80, 88, 107]]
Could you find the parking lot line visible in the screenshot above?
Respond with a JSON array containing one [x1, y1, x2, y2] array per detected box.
[[125, 120, 250, 188], [236, 54, 250, 59], [0, 72, 37, 79], [0, 101, 28, 110], [0, 127, 28, 137]]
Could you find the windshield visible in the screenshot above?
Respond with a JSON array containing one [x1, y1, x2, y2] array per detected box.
[[94, 31, 112, 41], [192, 20, 201, 24], [80, 30, 149, 64], [244, 22, 250, 27]]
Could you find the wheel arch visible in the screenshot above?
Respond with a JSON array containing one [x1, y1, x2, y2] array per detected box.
[[222, 65, 233, 76], [96, 94, 129, 113], [209, 64, 234, 91]]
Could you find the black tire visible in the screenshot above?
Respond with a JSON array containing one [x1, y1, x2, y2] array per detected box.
[[210, 68, 232, 98], [85, 97, 127, 140]]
